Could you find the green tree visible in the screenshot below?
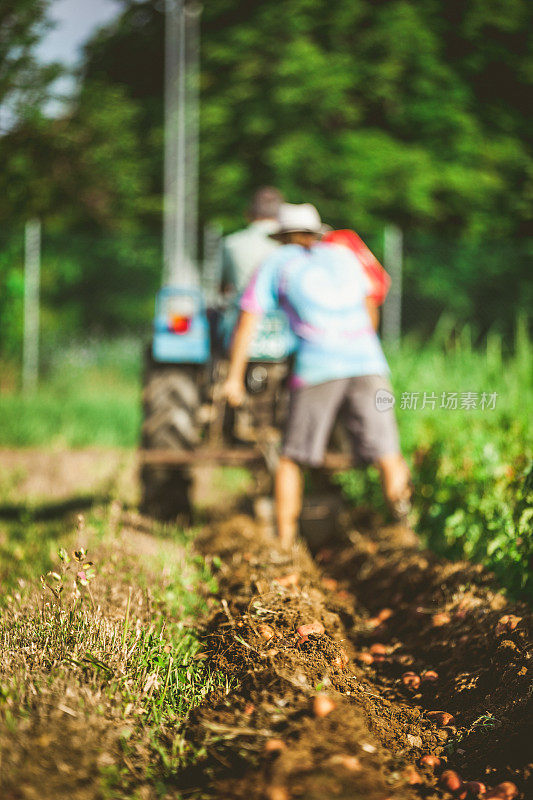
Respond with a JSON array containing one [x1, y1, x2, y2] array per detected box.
[[73, 0, 532, 238], [0, 0, 61, 126], [199, 0, 533, 236], [0, 0, 60, 358]]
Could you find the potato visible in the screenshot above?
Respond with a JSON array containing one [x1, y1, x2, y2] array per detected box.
[[313, 694, 336, 717], [421, 670, 439, 683], [329, 754, 361, 771], [357, 652, 374, 665], [427, 711, 455, 726], [297, 621, 325, 639], [403, 765, 423, 785], [440, 770, 463, 792], [265, 738, 286, 754], [267, 786, 289, 800], [257, 623, 275, 641], [418, 754, 442, 769], [333, 648, 349, 669], [492, 782, 519, 799], [277, 572, 299, 588], [370, 643, 388, 655], [378, 608, 394, 621], [337, 589, 351, 600], [402, 671, 421, 690], [339, 647, 349, 663], [432, 612, 452, 627], [495, 615, 522, 636]]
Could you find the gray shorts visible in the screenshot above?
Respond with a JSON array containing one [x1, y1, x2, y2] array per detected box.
[[282, 375, 400, 467]]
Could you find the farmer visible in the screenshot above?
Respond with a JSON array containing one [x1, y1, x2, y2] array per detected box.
[[223, 202, 411, 548], [221, 186, 284, 295]]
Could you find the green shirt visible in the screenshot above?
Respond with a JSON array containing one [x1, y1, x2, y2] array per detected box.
[[221, 220, 279, 294]]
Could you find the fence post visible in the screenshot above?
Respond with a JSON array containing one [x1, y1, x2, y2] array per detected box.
[[382, 224, 403, 348], [202, 222, 223, 305], [23, 218, 41, 393]]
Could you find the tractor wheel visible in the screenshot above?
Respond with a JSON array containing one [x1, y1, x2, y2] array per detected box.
[[140, 352, 202, 522]]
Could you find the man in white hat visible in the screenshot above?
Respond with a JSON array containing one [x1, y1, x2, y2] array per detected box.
[[224, 202, 411, 548]]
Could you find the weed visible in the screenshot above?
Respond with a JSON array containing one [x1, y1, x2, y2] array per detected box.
[[0, 505, 229, 796]]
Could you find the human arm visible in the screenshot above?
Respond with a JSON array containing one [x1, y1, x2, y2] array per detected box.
[[223, 310, 259, 406], [223, 252, 280, 406]]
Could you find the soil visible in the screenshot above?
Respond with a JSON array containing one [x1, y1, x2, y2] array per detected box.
[[0, 448, 137, 505], [181, 502, 533, 800], [1, 452, 531, 799]]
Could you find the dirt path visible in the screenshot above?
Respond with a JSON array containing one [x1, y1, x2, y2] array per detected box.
[[182, 508, 532, 800]]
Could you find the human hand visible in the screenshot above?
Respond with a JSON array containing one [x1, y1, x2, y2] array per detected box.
[[223, 376, 245, 407]]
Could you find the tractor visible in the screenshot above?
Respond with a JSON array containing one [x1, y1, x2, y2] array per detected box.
[[140, 286, 297, 520]]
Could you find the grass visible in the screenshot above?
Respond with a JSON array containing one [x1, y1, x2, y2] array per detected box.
[[0, 338, 141, 447], [389, 315, 531, 463], [0, 502, 229, 798], [337, 315, 533, 598]]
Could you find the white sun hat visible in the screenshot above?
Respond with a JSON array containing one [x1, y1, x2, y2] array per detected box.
[[269, 202, 323, 239]]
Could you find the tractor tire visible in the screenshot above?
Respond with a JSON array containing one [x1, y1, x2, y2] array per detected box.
[[140, 351, 202, 522]]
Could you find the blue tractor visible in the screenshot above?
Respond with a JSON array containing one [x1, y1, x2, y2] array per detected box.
[[140, 285, 296, 519]]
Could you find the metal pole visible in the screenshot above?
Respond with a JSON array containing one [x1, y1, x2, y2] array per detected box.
[[184, 4, 201, 275], [163, 0, 180, 285], [23, 219, 41, 393], [163, 0, 201, 288], [382, 224, 403, 348], [176, 0, 187, 279]]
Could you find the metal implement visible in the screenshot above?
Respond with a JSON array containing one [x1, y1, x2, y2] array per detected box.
[[139, 447, 353, 471]]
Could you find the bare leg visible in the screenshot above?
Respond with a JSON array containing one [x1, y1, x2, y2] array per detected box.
[[275, 456, 303, 549], [376, 453, 412, 516]]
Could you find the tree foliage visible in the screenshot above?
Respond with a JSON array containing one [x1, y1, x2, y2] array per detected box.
[[68, 0, 533, 238], [2, 0, 532, 236], [0, 0, 61, 128], [0, 0, 531, 352], [199, 0, 532, 236]]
